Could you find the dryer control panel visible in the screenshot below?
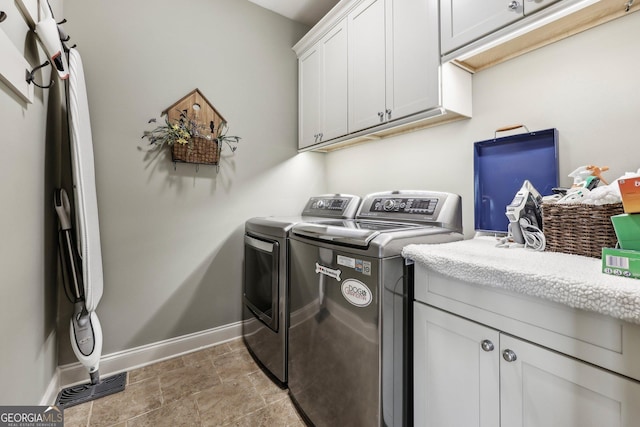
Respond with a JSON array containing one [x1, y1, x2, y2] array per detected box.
[[302, 194, 361, 218]]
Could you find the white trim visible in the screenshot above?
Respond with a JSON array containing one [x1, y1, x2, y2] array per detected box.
[[57, 321, 242, 389], [39, 329, 61, 405], [15, 0, 39, 28], [443, 0, 600, 63], [40, 372, 61, 406], [292, 0, 360, 55], [0, 29, 35, 104]]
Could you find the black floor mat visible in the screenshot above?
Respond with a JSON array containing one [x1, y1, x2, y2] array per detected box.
[[55, 372, 127, 409]]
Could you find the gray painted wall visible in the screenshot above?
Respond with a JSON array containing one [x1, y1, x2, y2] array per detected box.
[[0, 1, 63, 404], [60, 0, 322, 364], [325, 12, 640, 238], [2, 0, 639, 405]]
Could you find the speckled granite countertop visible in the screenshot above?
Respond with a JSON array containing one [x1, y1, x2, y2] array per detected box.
[[402, 236, 640, 324]]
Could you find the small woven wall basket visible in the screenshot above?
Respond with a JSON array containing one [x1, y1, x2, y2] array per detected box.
[[171, 136, 219, 165], [542, 202, 624, 258]]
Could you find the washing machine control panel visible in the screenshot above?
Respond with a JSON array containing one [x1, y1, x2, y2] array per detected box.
[[371, 197, 439, 215]]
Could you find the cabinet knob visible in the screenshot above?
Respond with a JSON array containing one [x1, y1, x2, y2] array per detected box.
[[386, 109, 392, 119], [508, 1, 520, 10], [319, 132, 323, 140], [502, 349, 517, 362], [481, 339, 494, 352], [378, 111, 384, 121]]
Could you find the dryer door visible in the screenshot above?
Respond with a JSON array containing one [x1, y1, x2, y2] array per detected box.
[[244, 234, 279, 332]]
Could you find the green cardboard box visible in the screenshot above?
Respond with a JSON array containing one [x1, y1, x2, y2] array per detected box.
[[602, 247, 640, 279], [611, 214, 640, 251]]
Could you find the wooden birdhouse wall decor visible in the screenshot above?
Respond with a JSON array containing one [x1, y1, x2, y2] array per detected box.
[[162, 89, 227, 166], [140, 88, 241, 170]]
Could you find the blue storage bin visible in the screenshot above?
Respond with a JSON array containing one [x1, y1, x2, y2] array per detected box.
[[474, 128, 559, 233]]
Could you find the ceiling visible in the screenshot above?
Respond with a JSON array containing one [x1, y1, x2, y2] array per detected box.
[[248, 0, 341, 26]]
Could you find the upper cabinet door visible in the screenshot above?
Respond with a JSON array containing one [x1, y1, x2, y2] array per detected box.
[[441, 0, 524, 54], [386, 0, 440, 121], [320, 20, 348, 142], [348, 0, 387, 132], [298, 46, 321, 149]]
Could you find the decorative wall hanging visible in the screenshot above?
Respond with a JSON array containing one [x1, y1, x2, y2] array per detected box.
[[140, 88, 240, 170]]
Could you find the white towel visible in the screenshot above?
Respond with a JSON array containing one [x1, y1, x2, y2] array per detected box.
[[402, 236, 640, 324]]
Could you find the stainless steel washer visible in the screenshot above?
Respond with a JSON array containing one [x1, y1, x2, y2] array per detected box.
[[287, 190, 463, 426], [242, 194, 360, 386]]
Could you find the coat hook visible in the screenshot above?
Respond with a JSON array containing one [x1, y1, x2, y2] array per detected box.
[[62, 42, 77, 52], [0, 11, 7, 23], [26, 60, 55, 89]]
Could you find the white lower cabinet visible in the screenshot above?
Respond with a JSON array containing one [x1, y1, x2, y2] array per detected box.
[[414, 303, 640, 427], [414, 303, 499, 426]]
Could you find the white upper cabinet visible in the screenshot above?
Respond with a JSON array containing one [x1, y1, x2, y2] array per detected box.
[[298, 46, 322, 149], [349, 0, 441, 133], [298, 20, 348, 149], [386, 0, 440, 122], [524, 0, 561, 15], [348, 0, 387, 132], [443, 0, 639, 72], [320, 21, 348, 143], [440, 0, 524, 55], [293, 0, 472, 151]]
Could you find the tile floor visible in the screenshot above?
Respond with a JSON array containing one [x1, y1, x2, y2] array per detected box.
[[62, 338, 305, 427]]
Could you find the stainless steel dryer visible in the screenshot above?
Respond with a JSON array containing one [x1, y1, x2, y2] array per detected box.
[[242, 194, 360, 386], [287, 190, 463, 426]]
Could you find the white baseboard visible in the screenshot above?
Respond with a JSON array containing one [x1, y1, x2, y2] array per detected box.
[[40, 330, 60, 405], [56, 321, 242, 390], [40, 366, 61, 406]]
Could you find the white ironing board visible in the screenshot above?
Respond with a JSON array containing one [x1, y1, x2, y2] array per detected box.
[[67, 48, 103, 312]]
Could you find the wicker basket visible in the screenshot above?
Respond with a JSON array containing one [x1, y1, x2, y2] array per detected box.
[[171, 136, 219, 165], [542, 202, 624, 258]]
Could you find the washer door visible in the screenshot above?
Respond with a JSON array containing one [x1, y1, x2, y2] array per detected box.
[[244, 234, 279, 332]]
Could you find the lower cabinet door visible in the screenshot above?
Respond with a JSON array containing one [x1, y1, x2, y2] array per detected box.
[[500, 334, 640, 427], [414, 303, 500, 426]]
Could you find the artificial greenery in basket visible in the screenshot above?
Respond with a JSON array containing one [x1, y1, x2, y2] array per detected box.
[[140, 109, 240, 166]]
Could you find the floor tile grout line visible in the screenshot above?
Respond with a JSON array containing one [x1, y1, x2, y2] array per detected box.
[[85, 401, 93, 427]]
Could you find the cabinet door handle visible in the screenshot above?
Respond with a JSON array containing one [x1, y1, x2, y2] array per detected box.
[[386, 108, 392, 119], [481, 339, 494, 352], [502, 349, 517, 362], [508, 1, 520, 10], [319, 132, 323, 140], [378, 111, 384, 121]]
